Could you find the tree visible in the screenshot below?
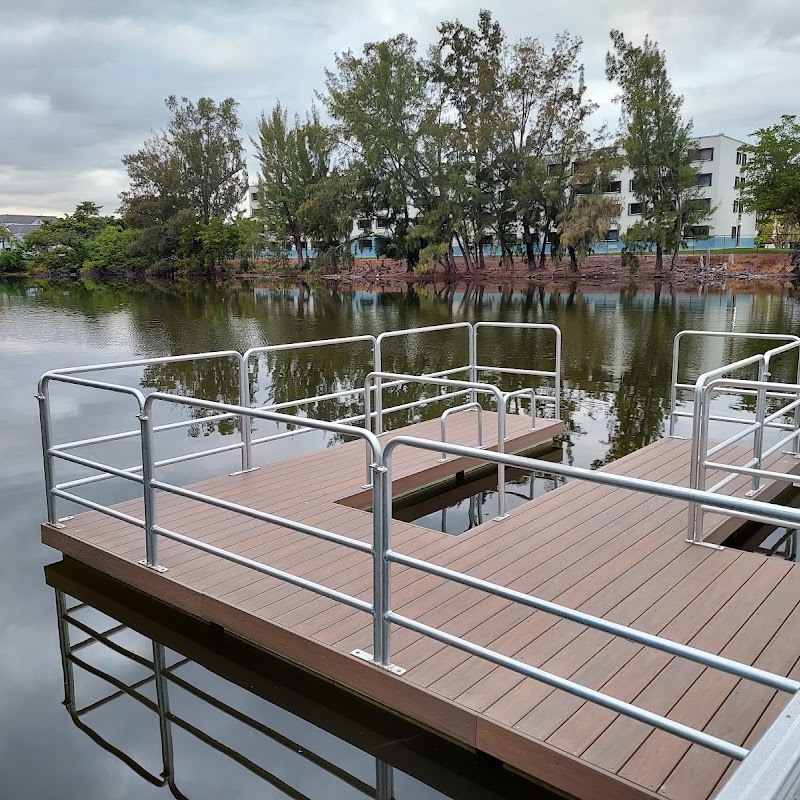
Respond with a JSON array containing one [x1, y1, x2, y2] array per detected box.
[[560, 193, 622, 270], [743, 115, 800, 263], [606, 30, 707, 271], [0, 224, 12, 246], [165, 96, 248, 224], [120, 95, 247, 276], [325, 34, 448, 271], [82, 226, 137, 276], [253, 103, 335, 269]]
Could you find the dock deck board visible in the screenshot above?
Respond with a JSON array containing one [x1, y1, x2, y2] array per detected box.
[[41, 412, 800, 800]]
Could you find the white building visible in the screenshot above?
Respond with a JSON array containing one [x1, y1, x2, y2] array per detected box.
[[239, 133, 756, 259], [600, 134, 756, 252], [236, 185, 261, 219]]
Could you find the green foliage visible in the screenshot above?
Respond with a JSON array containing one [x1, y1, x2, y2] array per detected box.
[[23, 202, 117, 276], [82, 226, 138, 276], [743, 116, 800, 231], [0, 245, 24, 273], [559, 193, 622, 270], [606, 30, 707, 270]]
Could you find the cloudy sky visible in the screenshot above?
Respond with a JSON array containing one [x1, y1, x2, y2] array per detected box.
[[1, 0, 797, 216]]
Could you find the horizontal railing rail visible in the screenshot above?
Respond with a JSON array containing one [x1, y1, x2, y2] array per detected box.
[[363, 371, 510, 519]]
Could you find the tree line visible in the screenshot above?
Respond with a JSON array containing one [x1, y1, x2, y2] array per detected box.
[[2, 11, 798, 278]]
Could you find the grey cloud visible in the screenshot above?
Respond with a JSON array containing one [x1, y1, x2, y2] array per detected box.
[[0, 0, 797, 215]]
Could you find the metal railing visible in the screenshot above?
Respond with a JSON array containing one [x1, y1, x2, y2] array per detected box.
[[669, 330, 800, 437], [472, 322, 561, 420], [37, 323, 562, 526], [363, 372, 510, 519], [54, 590, 396, 800], [47, 386, 800, 769], [39, 324, 800, 798], [689, 376, 800, 542]]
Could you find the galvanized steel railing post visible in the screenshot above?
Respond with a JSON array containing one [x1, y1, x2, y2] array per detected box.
[[238, 353, 253, 472], [37, 383, 58, 525], [371, 461, 391, 668], [751, 360, 768, 494], [794, 349, 800, 455], [554, 326, 562, 421], [139, 410, 165, 572], [469, 325, 477, 405], [374, 340, 383, 436], [496, 403, 507, 520], [364, 375, 374, 487], [669, 333, 683, 436], [687, 374, 705, 542]]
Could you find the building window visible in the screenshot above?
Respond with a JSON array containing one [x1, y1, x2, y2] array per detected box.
[[359, 238, 373, 252], [251, 192, 258, 202], [357, 218, 372, 232], [687, 198, 712, 212], [689, 226, 710, 238], [605, 180, 622, 193], [694, 147, 714, 162], [628, 203, 642, 215], [733, 200, 740, 213], [731, 226, 738, 239], [547, 162, 567, 176], [697, 173, 712, 187], [734, 175, 746, 189], [736, 150, 748, 166], [606, 229, 619, 241], [375, 215, 388, 229]]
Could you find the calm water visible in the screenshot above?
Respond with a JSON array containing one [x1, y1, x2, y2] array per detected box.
[[3, 276, 800, 799]]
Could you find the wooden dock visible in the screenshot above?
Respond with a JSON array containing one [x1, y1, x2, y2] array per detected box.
[[41, 412, 800, 800]]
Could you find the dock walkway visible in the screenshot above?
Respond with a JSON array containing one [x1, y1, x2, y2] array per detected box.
[[42, 412, 800, 800]]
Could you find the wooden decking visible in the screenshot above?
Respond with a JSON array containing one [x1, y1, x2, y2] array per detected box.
[[41, 412, 800, 800]]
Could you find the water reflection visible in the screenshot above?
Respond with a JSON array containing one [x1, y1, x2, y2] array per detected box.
[[48, 560, 558, 800]]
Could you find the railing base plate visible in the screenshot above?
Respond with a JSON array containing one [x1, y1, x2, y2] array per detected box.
[[229, 467, 261, 476], [138, 559, 169, 573], [493, 514, 511, 522], [685, 539, 726, 550], [350, 648, 406, 675]]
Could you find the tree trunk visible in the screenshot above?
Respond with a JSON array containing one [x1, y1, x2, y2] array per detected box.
[[293, 232, 303, 270], [522, 218, 536, 270], [655, 242, 663, 273], [539, 230, 548, 269], [568, 246, 579, 273], [477, 242, 485, 271]]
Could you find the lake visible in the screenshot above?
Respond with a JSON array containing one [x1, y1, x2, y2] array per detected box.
[[3, 277, 800, 798]]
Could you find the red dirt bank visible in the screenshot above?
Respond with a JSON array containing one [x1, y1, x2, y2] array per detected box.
[[237, 252, 796, 289]]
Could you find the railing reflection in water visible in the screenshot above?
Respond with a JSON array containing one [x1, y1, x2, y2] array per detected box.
[[54, 589, 398, 800]]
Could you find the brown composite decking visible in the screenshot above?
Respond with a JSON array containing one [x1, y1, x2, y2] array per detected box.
[[41, 412, 800, 800]]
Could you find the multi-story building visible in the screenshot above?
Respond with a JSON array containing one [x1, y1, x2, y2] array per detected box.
[[0, 213, 59, 250], [239, 133, 756, 260], [597, 133, 756, 253]]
